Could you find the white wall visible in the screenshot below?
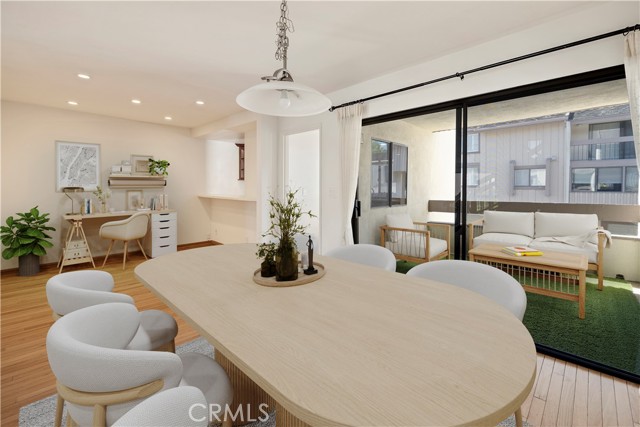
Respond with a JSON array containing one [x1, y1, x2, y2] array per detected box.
[[1, 101, 209, 269]]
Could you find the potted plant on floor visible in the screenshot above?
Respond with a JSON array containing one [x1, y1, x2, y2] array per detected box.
[[262, 189, 315, 281], [1, 206, 56, 276]]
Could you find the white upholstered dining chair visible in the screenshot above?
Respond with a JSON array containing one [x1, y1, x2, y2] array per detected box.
[[407, 259, 527, 427], [46, 270, 178, 352], [47, 303, 233, 427], [325, 243, 397, 272], [406, 260, 527, 320], [112, 386, 208, 427], [100, 212, 149, 269]]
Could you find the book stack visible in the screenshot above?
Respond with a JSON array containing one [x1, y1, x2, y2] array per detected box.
[[501, 246, 543, 257]]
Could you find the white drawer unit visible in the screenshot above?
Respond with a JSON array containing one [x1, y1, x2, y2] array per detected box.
[[145, 211, 177, 258]]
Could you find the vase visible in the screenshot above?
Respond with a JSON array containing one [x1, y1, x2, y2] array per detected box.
[[260, 260, 276, 278], [101, 201, 107, 213], [275, 242, 298, 281]]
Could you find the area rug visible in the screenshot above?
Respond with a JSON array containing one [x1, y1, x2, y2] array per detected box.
[[20, 338, 525, 427]]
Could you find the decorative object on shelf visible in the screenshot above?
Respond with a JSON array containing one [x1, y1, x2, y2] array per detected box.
[[126, 190, 144, 210], [1, 206, 56, 276], [304, 235, 318, 275], [148, 158, 170, 176], [62, 186, 84, 214], [131, 154, 153, 175], [56, 141, 100, 191], [92, 185, 111, 213], [262, 189, 315, 282], [236, 0, 331, 117], [256, 242, 277, 277]]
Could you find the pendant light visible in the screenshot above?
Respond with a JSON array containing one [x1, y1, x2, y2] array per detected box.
[[236, 0, 331, 117]]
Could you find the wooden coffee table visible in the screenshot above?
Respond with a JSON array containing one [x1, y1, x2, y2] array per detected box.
[[469, 244, 589, 319]]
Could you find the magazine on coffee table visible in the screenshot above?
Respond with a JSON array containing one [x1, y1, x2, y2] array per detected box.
[[501, 246, 544, 256]]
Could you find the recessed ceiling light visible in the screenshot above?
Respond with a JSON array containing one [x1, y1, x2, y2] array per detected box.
[[67, 101, 78, 106], [131, 99, 141, 104], [77, 73, 91, 80], [195, 100, 205, 105], [164, 116, 173, 121]]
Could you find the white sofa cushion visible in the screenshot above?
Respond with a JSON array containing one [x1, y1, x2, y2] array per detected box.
[[473, 233, 533, 247], [385, 213, 415, 243], [529, 240, 598, 263], [534, 212, 598, 238], [483, 211, 535, 238]]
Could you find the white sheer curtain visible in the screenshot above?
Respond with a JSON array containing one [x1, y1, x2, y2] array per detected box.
[[624, 31, 640, 171], [338, 103, 364, 245]]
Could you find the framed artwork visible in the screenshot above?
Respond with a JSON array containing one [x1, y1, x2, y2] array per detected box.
[[131, 154, 153, 175], [127, 190, 143, 210], [56, 141, 101, 191]]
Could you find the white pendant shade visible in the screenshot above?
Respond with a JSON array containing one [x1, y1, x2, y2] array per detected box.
[[236, 80, 331, 117]]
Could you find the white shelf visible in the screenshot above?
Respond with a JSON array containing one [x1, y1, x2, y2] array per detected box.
[[108, 175, 166, 188], [198, 194, 256, 202]]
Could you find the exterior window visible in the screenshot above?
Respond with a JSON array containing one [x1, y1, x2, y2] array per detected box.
[[371, 139, 408, 207], [626, 166, 638, 192], [467, 164, 479, 187], [571, 167, 637, 192], [467, 133, 480, 153], [589, 120, 633, 139], [514, 167, 546, 188], [572, 168, 595, 191], [597, 167, 622, 192]]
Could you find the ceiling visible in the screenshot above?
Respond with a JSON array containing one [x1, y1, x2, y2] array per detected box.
[[1, 1, 599, 129]]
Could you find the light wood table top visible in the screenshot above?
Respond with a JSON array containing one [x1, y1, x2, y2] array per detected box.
[[135, 244, 537, 426]]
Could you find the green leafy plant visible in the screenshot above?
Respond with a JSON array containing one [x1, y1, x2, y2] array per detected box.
[[148, 158, 170, 176], [0, 206, 56, 259], [92, 185, 111, 203], [263, 189, 315, 248], [256, 242, 277, 263]]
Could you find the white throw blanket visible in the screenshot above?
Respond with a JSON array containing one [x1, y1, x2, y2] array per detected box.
[[534, 229, 612, 248]]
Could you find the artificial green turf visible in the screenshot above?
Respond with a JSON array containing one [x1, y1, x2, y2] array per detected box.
[[523, 277, 640, 375], [396, 260, 640, 375]]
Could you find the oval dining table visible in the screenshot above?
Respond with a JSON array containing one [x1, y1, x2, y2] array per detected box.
[[135, 243, 537, 426]]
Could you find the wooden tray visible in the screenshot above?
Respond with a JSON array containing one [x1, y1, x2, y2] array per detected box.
[[253, 262, 325, 287]]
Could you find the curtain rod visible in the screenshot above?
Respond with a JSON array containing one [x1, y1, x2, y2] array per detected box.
[[329, 24, 640, 112]]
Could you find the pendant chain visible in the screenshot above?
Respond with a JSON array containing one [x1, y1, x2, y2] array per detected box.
[[275, 0, 294, 68]]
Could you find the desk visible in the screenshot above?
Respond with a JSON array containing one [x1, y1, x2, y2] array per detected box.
[[58, 210, 176, 272], [135, 244, 537, 426]]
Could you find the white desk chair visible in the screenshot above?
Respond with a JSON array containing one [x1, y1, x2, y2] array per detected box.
[[46, 270, 178, 352], [407, 259, 527, 427], [113, 386, 208, 427], [325, 244, 397, 272], [100, 212, 149, 269], [47, 303, 233, 427]]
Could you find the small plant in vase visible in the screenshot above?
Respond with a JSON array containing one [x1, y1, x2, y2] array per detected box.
[[256, 242, 277, 277], [262, 189, 315, 281], [148, 158, 170, 176], [93, 185, 111, 213]]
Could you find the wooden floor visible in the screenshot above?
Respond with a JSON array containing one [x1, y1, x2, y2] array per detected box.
[[1, 253, 639, 427]]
